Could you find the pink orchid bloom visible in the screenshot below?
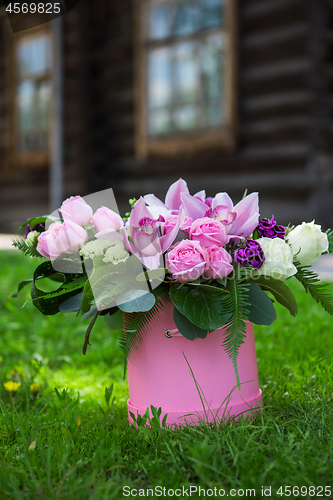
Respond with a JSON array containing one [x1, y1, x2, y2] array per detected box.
[[143, 178, 190, 217], [123, 197, 185, 269], [181, 191, 259, 241]]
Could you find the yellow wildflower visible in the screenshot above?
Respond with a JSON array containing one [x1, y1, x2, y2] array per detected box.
[[30, 383, 39, 394], [4, 381, 21, 392]]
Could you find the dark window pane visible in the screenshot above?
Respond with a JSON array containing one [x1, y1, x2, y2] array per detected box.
[[203, 33, 223, 99], [173, 104, 198, 130], [17, 79, 51, 152], [148, 108, 172, 135], [17, 35, 51, 78], [202, 0, 224, 28], [148, 48, 172, 108], [205, 98, 223, 126], [174, 42, 199, 104], [174, 0, 200, 36], [149, 1, 173, 40]]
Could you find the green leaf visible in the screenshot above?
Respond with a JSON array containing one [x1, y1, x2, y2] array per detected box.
[[18, 216, 49, 231], [117, 290, 156, 313], [11, 279, 33, 298], [244, 283, 277, 325], [222, 268, 250, 389], [170, 283, 231, 331], [246, 275, 297, 317], [12, 237, 42, 258], [295, 262, 333, 315], [31, 261, 87, 315], [173, 307, 208, 340]]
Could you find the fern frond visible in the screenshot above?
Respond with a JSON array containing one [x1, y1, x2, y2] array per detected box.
[[121, 288, 171, 377], [222, 266, 250, 389], [325, 228, 333, 254], [295, 263, 333, 315], [12, 237, 42, 258]]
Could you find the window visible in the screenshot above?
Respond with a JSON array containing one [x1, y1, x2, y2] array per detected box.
[[135, 0, 237, 158], [8, 27, 53, 166]]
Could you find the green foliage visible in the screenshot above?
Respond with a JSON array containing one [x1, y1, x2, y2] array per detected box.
[[170, 283, 230, 331], [246, 275, 298, 316], [30, 261, 87, 315], [173, 307, 208, 340], [2, 251, 333, 498], [12, 237, 42, 258], [326, 228, 333, 253], [244, 283, 277, 325], [295, 263, 333, 315], [222, 267, 251, 389]]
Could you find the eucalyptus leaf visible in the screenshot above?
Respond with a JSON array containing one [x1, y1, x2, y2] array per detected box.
[[170, 283, 231, 331], [81, 305, 98, 321], [117, 290, 156, 313], [244, 283, 277, 325], [136, 268, 168, 282], [60, 292, 84, 313], [173, 308, 208, 340]]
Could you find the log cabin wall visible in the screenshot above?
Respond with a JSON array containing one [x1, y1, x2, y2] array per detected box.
[[0, 2, 90, 233], [86, 0, 333, 228], [0, 0, 333, 232]]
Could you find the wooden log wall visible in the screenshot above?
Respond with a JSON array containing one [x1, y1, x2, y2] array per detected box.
[[0, 1, 90, 233], [1, 0, 333, 232], [85, 0, 333, 228]]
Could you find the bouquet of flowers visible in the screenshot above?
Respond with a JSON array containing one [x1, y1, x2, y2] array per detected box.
[[13, 179, 333, 386]]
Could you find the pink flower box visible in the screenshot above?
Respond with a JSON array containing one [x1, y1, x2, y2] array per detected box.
[[127, 302, 262, 427]]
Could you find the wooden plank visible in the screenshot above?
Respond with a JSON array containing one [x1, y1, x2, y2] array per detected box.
[[242, 59, 311, 83], [242, 0, 303, 19], [243, 91, 313, 114], [242, 142, 310, 161], [242, 23, 308, 50], [241, 116, 310, 138]]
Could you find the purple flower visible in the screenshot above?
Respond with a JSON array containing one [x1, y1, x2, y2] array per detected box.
[[257, 215, 285, 239], [25, 219, 46, 238], [235, 239, 265, 269]]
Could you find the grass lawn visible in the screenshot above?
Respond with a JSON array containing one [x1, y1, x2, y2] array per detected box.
[[0, 250, 333, 499]]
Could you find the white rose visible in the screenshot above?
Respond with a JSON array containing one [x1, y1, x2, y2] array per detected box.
[[80, 239, 119, 260], [286, 221, 328, 266], [103, 242, 129, 264], [251, 237, 297, 282]]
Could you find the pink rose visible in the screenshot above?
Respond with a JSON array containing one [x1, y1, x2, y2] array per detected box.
[[60, 196, 93, 227], [204, 245, 233, 279], [163, 215, 192, 235], [189, 217, 227, 248], [166, 240, 208, 282], [37, 221, 87, 260], [92, 207, 123, 236]]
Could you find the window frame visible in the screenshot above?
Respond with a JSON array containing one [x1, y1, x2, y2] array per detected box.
[[6, 24, 53, 168], [134, 0, 238, 159]]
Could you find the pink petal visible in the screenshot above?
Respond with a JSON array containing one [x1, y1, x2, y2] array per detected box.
[[212, 192, 233, 212], [231, 193, 259, 237], [193, 190, 206, 202], [143, 194, 167, 209], [180, 193, 207, 220], [159, 208, 186, 253], [129, 198, 153, 227], [165, 178, 189, 210]]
